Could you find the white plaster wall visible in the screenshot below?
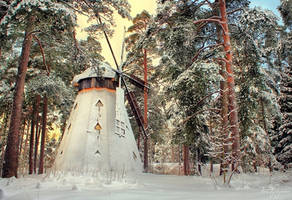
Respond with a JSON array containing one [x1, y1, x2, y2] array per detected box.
[[54, 88, 142, 175]]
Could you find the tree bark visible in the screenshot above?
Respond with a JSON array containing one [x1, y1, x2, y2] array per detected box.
[[2, 16, 35, 178], [18, 119, 26, 156], [29, 94, 40, 174], [22, 120, 31, 161], [0, 113, 9, 176], [143, 138, 148, 172], [260, 97, 273, 172], [143, 48, 149, 172], [183, 144, 190, 175], [34, 112, 41, 173], [197, 149, 202, 176], [212, 0, 230, 179], [38, 95, 48, 174], [260, 97, 268, 134], [219, 0, 240, 167], [220, 66, 229, 179], [210, 159, 213, 174], [219, 160, 223, 176]]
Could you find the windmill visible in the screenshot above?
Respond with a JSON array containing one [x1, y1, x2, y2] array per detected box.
[[53, 20, 149, 175]]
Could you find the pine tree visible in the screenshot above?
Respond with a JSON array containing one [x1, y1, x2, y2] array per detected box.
[[154, 0, 219, 174], [154, 0, 245, 175], [0, 0, 76, 178], [124, 10, 166, 172], [229, 7, 282, 171], [278, 0, 292, 30], [2, 16, 35, 178], [153, 0, 285, 176], [277, 63, 292, 168], [28, 94, 40, 174], [274, 0, 292, 168], [125, 10, 152, 172], [0, 0, 132, 177]]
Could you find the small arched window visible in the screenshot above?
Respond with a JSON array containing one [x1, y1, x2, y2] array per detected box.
[[95, 122, 102, 130], [96, 100, 103, 107]]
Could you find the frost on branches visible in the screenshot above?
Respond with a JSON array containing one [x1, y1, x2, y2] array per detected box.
[[275, 64, 292, 168]]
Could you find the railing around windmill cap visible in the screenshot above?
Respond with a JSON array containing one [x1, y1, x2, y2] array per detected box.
[[75, 77, 118, 93]]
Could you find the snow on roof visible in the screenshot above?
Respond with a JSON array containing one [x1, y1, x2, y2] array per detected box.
[[72, 62, 116, 84]]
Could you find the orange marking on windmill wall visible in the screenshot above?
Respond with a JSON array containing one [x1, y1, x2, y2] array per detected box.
[[78, 87, 116, 94]]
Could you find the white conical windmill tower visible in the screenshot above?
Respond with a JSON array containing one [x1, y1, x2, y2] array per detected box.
[[53, 62, 148, 176]]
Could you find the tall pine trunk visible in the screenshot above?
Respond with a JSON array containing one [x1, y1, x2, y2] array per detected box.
[[38, 95, 48, 174], [143, 48, 149, 172], [18, 119, 26, 156], [219, 0, 240, 169], [143, 138, 148, 172], [212, 0, 230, 179], [220, 65, 229, 180], [0, 113, 9, 176], [34, 114, 40, 173], [260, 97, 273, 172], [29, 94, 40, 174], [197, 149, 202, 176], [183, 144, 190, 175], [2, 16, 35, 178], [21, 121, 31, 161], [0, 144, 5, 176]]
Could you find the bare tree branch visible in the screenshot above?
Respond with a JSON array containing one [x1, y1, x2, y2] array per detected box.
[[190, 43, 224, 65], [227, 8, 243, 15], [32, 35, 50, 76], [194, 18, 227, 35]]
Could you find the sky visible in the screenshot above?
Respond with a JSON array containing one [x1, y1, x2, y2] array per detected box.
[[250, 0, 281, 16], [76, 0, 282, 68]]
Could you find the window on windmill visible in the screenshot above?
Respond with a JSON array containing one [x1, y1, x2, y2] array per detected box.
[[133, 152, 137, 160], [115, 119, 126, 137], [121, 122, 126, 136], [95, 122, 102, 130], [95, 149, 101, 155], [116, 120, 120, 126], [68, 124, 71, 131], [84, 79, 91, 89], [96, 100, 103, 107]]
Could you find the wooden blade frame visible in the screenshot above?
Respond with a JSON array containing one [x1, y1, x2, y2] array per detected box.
[[96, 15, 148, 139], [123, 73, 149, 92], [122, 77, 148, 139]]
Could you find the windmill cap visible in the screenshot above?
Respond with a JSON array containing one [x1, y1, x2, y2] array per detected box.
[[72, 62, 116, 85]]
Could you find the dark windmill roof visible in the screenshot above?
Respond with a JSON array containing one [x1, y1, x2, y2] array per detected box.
[[72, 62, 116, 85]]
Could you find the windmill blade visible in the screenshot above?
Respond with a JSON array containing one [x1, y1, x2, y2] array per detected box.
[[94, 11, 149, 140], [121, 77, 148, 139], [127, 92, 144, 127], [106, 67, 150, 92], [123, 73, 150, 92]]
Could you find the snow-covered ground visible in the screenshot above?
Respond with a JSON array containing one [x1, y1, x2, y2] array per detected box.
[[0, 170, 291, 200]]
